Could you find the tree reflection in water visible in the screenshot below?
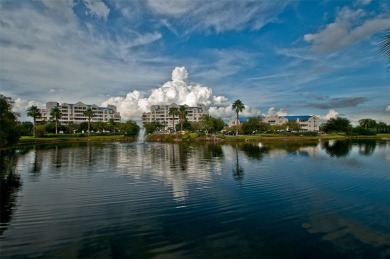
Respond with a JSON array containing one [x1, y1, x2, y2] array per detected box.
[[232, 144, 244, 180], [240, 143, 267, 161], [322, 140, 377, 157], [0, 149, 22, 235], [203, 144, 223, 160], [323, 140, 352, 157], [356, 140, 376, 156], [54, 145, 62, 168]]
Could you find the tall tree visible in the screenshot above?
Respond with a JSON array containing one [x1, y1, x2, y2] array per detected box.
[[120, 120, 140, 137], [376, 122, 389, 133], [358, 118, 377, 129], [240, 117, 261, 135], [284, 121, 301, 132], [144, 121, 163, 134], [321, 117, 352, 133], [50, 107, 62, 134], [232, 99, 245, 136], [18, 121, 33, 136], [178, 106, 188, 132], [66, 122, 78, 134], [26, 105, 41, 138], [0, 95, 21, 147], [379, 29, 390, 71], [84, 108, 94, 136], [93, 121, 105, 133], [200, 114, 213, 134], [200, 114, 226, 134], [169, 107, 179, 132], [108, 118, 117, 132]]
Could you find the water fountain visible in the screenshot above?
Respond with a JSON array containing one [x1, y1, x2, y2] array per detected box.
[[137, 127, 146, 143]]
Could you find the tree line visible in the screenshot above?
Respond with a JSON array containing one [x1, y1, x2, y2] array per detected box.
[[230, 101, 389, 136], [2, 95, 390, 148], [0, 95, 140, 147]]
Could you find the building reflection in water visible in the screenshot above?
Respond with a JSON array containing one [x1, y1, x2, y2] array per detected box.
[[141, 143, 225, 204], [110, 142, 225, 204]]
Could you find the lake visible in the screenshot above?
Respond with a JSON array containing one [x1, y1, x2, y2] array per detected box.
[[1, 140, 389, 258]]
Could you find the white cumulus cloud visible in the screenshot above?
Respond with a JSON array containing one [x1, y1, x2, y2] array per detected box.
[[325, 109, 339, 120], [102, 67, 260, 120], [267, 107, 287, 116], [12, 98, 45, 121]]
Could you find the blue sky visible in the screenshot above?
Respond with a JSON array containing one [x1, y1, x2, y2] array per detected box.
[[0, 0, 389, 123]]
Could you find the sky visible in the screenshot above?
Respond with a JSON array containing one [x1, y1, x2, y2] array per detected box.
[[1, 0, 389, 124]]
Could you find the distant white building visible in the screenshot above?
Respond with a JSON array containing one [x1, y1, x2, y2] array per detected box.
[[263, 115, 320, 131], [229, 117, 249, 127], [142, 103, 207, 129], [36, 101, 121, 124]]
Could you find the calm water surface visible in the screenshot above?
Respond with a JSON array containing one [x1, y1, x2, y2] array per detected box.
[[1, 140, 389, 258]]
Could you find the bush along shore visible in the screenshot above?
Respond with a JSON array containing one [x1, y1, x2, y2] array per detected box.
[[146, 132, 390, 143]]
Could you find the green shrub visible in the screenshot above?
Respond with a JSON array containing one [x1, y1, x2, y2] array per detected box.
[[189, 133, 199, 139], [35, 125, 46, 137], [349, 127, 376, 136], [216, 133, 225, 138], [299, 132, 319, 137]]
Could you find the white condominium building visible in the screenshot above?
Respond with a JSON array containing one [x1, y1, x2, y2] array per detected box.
[[142, 103, 207, 128], [263, 115, 320, 131], [37, 101, 121, 124]]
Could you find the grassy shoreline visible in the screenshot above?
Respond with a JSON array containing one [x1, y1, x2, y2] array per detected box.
[[17, 135, 136, 146], [12, 133, 390, 147], [223, 133, 390, 142]]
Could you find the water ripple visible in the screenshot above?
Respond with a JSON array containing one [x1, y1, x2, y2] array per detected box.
[[0, 141, 389, 258]]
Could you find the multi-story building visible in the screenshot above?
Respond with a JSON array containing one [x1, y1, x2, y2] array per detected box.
[[142, 103, 207, 129], [37, 101, 121, 124], [263, 115, 320, 131]]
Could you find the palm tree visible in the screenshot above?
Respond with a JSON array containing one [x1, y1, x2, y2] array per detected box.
[[84, 108, 94, 136], [178, 105, 188, 132], [169, 107, 179, 132], [27, 105, 41, 137], [232, 99, 245, 136], [380, 29, 390, 71], [50, 107, 62, 134]]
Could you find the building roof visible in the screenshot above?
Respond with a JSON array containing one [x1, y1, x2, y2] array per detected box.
[[239, 117, 249, 122], [229, 117, 249, 123], [284, 115, 312, 121]]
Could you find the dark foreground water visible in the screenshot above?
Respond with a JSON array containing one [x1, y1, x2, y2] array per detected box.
[[1, 140, 389, 258]]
